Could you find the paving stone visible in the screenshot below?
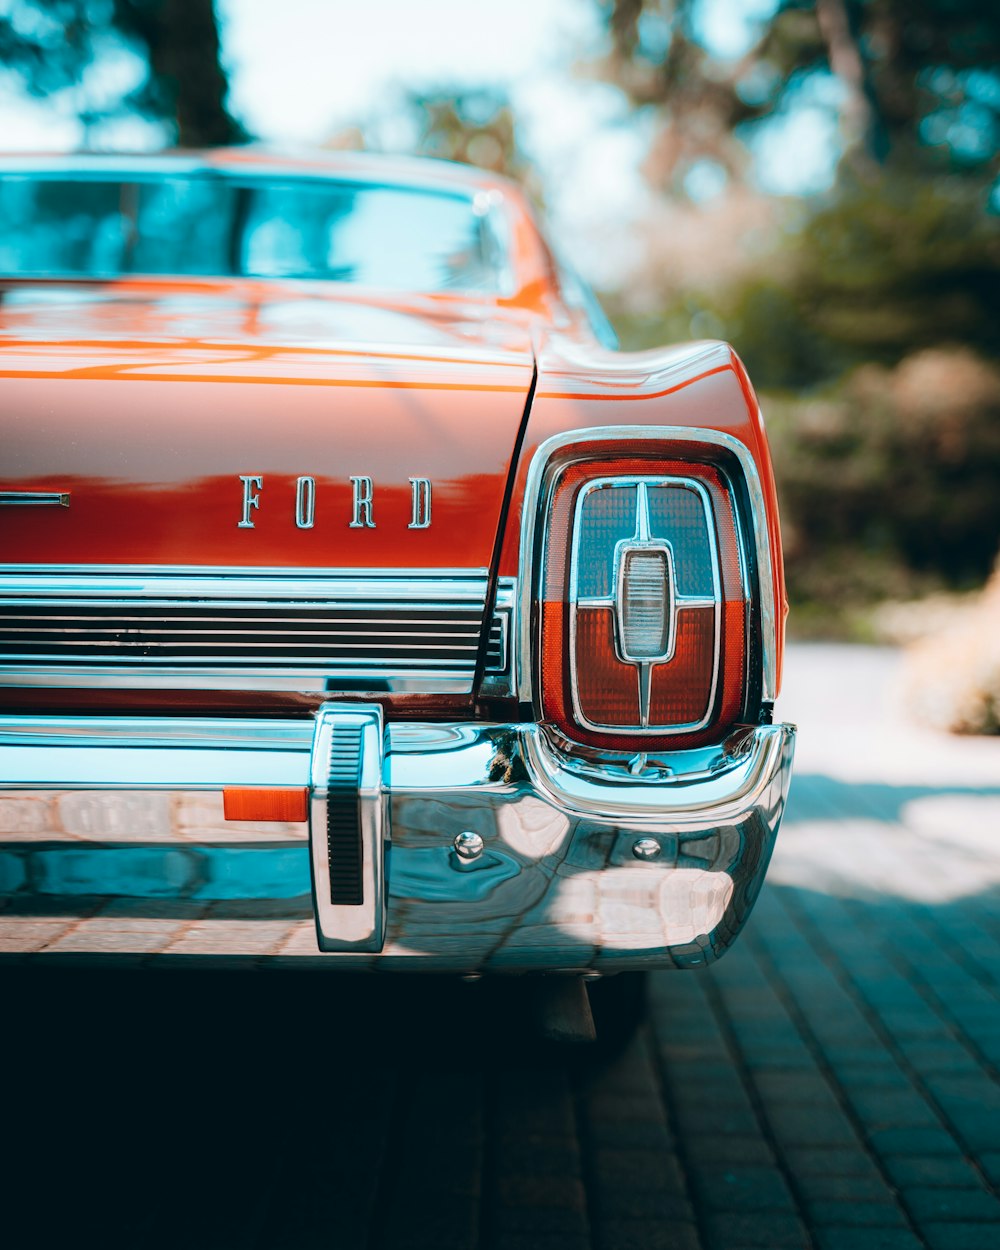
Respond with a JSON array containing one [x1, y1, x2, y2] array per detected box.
[[691, 1165, 797, 1214], [593, 1189, 694, 1222], [867, 1126, 961, 1157], [492, 1204, 590, 1236], [881, 1155, 987, 1190], [794, 1173, 899, 1204], [495, 1176, 587, 1210], [813, 1227, 925, 1250], [589, 1149, 687, 1194], [805, 1201, 909, 1227], [903, 1188, 1000, 1223], [492, 1234, 590, 1250], [979, 1152, 1000, 1187], [493, 1142, 584, 1178], [596, 1220, 700, 1250], [780, 1146, 882, 1179], [671, 1102, 764, 1138], [703, 1210, 808, 1249], [684, 1134, 777, 1166], [921, 1225, 1000, 1250], [844, 1087, 942, 1129], [583, 1118, 675, 1152], [765, 1103, 860, 1149], [751, 1071, 842, 1103]]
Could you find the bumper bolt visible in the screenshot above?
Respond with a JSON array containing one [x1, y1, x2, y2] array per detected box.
[[454, 830, 485, 860], [632, 836, 662, 861]]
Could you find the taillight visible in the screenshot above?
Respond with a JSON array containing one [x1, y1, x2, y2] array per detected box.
[[538, 455, 746, 750]]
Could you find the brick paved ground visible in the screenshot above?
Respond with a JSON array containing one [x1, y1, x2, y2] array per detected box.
[[4, 645, 1000, 1250]]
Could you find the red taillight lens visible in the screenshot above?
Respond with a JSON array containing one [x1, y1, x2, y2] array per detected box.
[[538, 456, 746, 750]]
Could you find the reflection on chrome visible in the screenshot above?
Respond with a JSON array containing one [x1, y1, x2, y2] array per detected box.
[[0, 714, 794, 971]]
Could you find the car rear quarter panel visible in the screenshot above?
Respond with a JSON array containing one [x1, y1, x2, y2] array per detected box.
[[498, 337, 787, 694]]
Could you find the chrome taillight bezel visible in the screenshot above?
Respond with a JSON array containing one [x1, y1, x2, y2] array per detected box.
[[517, 427, 777, 751]]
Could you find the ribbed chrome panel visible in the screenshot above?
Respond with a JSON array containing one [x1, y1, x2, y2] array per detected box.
[[0, 566, 491, 693]]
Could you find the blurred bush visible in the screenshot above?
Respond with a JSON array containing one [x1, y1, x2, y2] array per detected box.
[[899, 558, 1000, 734], [766, 347, 1000, 628], [727, 176, 1000, 390]]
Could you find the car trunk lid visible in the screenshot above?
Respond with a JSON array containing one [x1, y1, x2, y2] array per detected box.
[[0, 282, 534, 571]]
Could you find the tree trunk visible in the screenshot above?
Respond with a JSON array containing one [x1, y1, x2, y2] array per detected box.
[[815, 0, 886, 166], [128, 0, 245, 146]]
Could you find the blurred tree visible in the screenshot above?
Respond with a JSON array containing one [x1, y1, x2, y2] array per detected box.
[[595, 0, 1000, 193], [595, 3, 1000, 621], [381, 87, 540, 197], [665, 173, 1000, 388], [0, 0, 245, 146]]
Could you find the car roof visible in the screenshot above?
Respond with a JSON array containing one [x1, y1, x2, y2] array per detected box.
[[0, 147, 515, 198]]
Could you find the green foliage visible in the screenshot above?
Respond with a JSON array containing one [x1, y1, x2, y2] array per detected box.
[[380, 87, 543, 203], [610, 173, 1000, 389], [765, 348, 1000, 621], [789, 174, 1000, 365], [400, 88, 525, 178], [595, 0, 1000, 189], [0, 0, 245, 145]]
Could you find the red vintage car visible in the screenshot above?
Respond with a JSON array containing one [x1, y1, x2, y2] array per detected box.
[[0, 151, 793, 1027]]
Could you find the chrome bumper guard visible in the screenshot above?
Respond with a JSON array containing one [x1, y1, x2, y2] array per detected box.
[[309, 705, 386, 953], [0, 709, 794, 971]]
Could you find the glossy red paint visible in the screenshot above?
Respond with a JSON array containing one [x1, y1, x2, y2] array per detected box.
[[0, 287, 533, 569]]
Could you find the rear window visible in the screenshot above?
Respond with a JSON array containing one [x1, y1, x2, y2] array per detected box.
[[0, 173, 509, 294]]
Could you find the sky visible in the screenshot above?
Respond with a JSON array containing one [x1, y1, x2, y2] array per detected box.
[[0, 0, 837, 283], [216, 0, 664, 282]]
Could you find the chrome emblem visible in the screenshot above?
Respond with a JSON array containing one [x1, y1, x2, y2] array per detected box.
[[236, 475, 432, 530], [349, 475, 375, 529], [408, 477, 432, 529]]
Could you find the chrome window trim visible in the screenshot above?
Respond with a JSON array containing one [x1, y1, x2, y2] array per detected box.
[[567, 475, 722, 736], [516, 426, 777, 707]]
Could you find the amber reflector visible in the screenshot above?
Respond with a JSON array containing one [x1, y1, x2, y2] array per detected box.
[[223, 787, 309, 822]]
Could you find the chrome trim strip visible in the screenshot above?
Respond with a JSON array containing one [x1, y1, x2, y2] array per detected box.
[[0, 715, 313, 787], [0, 667, 474, 693], [0, 492, 70, 507], [0, 713, 791, 813], [309, 704, 387, 953], [516, 426, 777, 705], [0, 567, 489, 597]]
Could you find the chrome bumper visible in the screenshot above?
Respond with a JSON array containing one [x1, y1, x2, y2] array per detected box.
[[0, 711, 795, 971]]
